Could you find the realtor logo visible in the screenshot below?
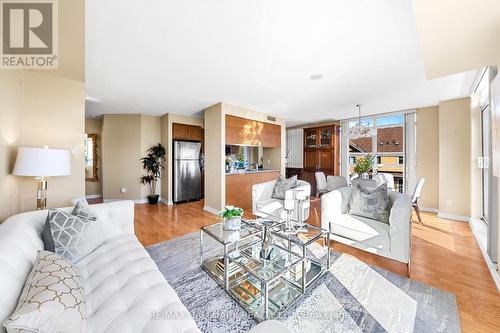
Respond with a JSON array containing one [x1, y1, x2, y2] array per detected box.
[[1, 0, 58, 69]]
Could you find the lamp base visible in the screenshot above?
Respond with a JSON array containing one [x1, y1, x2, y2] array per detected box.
[[36, 177, 48, 210]]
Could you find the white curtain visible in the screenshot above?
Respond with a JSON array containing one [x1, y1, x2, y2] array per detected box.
[[340, 120, 350, 178], [286, 128, 304, 168], [405, 112, 417, 194]]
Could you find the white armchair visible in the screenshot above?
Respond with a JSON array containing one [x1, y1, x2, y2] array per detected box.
[[321, 187, 412, 274], [252, 180, 311, 222]]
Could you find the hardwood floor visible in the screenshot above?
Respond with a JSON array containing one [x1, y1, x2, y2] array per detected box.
[[130, 198, 499, 332]]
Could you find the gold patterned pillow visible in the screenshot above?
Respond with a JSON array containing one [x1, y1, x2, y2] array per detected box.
[[3, 251, 87, 333]]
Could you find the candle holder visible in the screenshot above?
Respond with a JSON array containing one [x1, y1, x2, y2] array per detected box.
[[295, 191, 309, 233], [282, 196, 296, 234]]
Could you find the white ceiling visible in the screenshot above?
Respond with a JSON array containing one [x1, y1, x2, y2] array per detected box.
[[86, 0, 477, 126]]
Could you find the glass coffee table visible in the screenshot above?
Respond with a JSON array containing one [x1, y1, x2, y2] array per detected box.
[[200, 219, 331, 322]]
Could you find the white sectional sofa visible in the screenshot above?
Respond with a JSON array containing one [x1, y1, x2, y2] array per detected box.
[[0, 201, 288, 333], [0, 201, 199, 333]]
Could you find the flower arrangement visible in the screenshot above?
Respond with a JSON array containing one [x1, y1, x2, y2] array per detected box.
[[353, 154, 376, 175], [220, 205, 243, 219], [220, 205, 243, 230]]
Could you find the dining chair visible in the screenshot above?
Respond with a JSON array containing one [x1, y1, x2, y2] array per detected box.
[[374, 173, 395, 191], [411, 178, 426, 224], [315, 171, 328, 198], [327, 176, 348, 191]]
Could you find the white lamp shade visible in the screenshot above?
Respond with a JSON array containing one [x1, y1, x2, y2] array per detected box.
[[13, 147, 71, 177]]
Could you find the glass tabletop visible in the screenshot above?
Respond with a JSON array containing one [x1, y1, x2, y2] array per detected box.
[[201, 220, 261, 245], [271, 223, 327, 247], [230, 242, 302, 283]]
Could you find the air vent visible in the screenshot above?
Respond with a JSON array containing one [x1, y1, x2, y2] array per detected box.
[[267, 116, 276, 122]]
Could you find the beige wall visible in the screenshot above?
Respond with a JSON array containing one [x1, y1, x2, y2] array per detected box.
[[102, 115, 161, 201], [413, 0, 500, 79], [0, 72, 24, 221], [0, 0, 85, 221], [204, 104, 225, 212], [416, 106, 439, 210], [85, 118, 102, 196], [141, 115, 162, 198], [0, 72, 85, 220], [438, 97, 472, 217], [160, 113, 204, 204], [102, 115, 142, 200]]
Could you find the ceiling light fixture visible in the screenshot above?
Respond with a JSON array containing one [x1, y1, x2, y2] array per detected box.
[[310, 74, 323, 80], [348, 104, 375, 139]]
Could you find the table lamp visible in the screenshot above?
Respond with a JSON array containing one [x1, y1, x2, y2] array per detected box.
[[13, 146, 71, 210]]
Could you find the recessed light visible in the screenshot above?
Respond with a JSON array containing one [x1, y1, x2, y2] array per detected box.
[[310, 74, 324, 80]]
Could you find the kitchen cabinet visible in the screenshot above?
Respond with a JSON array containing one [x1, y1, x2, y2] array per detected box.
[[225, 115, 281, 147], [173, 123, 202, 141]]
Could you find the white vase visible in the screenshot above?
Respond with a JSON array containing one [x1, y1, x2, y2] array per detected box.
[[223, 216, 241, 231], [361, 172, 370, 179]]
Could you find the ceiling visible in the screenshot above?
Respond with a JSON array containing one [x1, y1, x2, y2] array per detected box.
[[413, 0, 500, 79], [86, 0, 477, 126]]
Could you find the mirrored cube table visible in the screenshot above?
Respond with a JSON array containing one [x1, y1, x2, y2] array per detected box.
[[200, 220, 262, 290], [200, 219, 331, 322], [270, 222, 331, 292], [227, 241, 304, 322]]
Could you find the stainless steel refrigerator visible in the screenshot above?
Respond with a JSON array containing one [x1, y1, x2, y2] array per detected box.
[[173, 140, 202, 203]]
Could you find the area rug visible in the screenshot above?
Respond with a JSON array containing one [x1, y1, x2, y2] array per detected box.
[[147, 232, 461, 333]]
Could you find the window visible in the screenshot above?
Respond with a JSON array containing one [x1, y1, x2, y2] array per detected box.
[[348, 114, 405, 192]]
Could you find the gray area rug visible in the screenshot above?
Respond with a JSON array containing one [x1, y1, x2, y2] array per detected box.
[[147, 232, 461, 333]]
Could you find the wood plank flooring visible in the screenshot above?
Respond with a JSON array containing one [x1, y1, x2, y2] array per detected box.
[[127, 198, 500, 332]]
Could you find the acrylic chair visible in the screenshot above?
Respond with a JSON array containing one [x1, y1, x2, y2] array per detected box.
[[315, 171, 328, 198], [410, 178, 426, 224], [374, 173, 395, 191]]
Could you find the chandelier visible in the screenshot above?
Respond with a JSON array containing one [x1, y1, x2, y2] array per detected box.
[[348, 104, 375, 139]]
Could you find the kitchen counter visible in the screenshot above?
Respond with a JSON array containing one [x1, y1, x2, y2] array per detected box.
[[225, 169, 280, 211], [225, 169, 280, 175]]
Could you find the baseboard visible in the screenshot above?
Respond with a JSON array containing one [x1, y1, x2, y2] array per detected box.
[[437, 212, 470, 222], [203, 205, 220, 215], [160, 198, 173, 206], [103, 197, 165, 205], [420, 206, 439, 213], [85, 194, 102, 199], [469, 218, 500, 291]]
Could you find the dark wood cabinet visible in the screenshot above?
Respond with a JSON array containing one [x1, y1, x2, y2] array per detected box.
[[173, 123, 202, 141], [303, 124, 340, 195]]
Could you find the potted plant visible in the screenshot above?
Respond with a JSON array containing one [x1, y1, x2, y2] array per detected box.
[[140, 143, 166, 205], [353, 154, 375, 179], [220, 205, 243, 230]]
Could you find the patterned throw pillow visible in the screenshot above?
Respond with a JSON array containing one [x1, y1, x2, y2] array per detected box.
[[48, 205, 104, 264], [349, 183, 391, 223], [3, 251, 87, 333], [272, 175, 298, 200]]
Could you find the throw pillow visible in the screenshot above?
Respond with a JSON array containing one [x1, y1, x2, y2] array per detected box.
[[3, 251, 87, 333], [349, 183, 390, 223], [42, 202, 98, 252], [41, 214, 55, 252], [48, 207, 104, 264], [272, 175, 298, 200]]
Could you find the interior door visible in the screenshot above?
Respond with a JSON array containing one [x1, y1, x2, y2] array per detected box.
[[482, 105, 491, 222]]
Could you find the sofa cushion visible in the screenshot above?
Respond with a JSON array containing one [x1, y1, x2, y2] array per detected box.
[[271, 175, 297, 200], [330, 214, 390, 251], [349, 184, 390, 224], [3, 250, 87, 333], [76, 234, 199, 333]]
